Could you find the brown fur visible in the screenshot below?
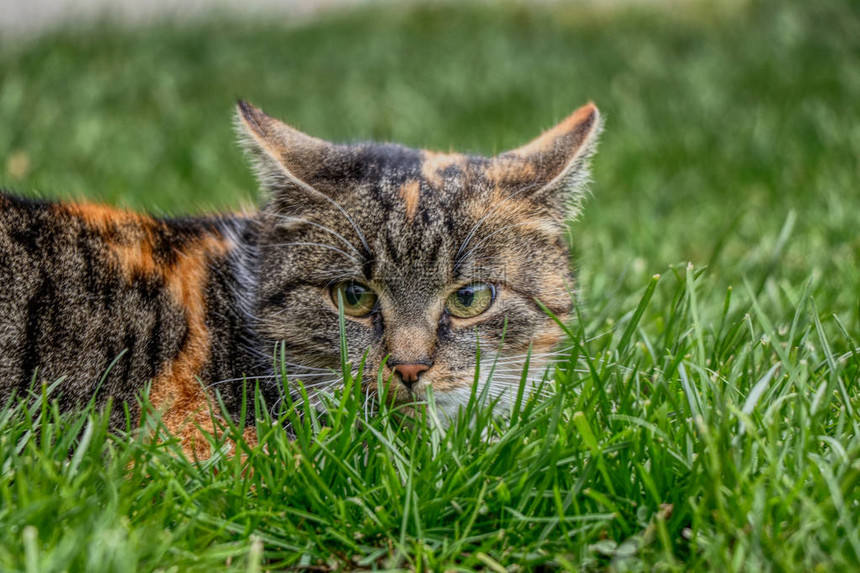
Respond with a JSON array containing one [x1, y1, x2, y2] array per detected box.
[[510, 103, 599, 157], [421, 151, 467, 186], [63, 202, 162, 280], [0, 100, 602, 452], [237, 100, 602, 416], [69, 203, 241, 455], [399, 180, 421, 223], [148, 235, 233, 457]]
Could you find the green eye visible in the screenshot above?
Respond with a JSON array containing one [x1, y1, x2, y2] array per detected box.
[[332, 281, 378, 317], [446, 283, 495, 318]]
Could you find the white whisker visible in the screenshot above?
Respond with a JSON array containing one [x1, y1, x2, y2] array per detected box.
[[270, 213, 364, 259], [457, 220, 558, 268], [261, 242, 361, 263], [454, 180, 546, 269]]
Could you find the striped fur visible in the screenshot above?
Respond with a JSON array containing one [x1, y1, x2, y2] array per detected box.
[[0, 100, 601, 452]]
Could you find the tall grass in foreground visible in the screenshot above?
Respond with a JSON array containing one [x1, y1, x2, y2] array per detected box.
[[1, 0, 858, 569], [1, 265, 857, 571]]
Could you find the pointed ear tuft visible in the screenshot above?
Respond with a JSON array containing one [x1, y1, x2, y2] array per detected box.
[[490, 103, 603, 217], [234, 100, 334, 195]]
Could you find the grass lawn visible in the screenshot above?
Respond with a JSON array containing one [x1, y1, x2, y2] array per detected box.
[[1, 0, 859, 570]]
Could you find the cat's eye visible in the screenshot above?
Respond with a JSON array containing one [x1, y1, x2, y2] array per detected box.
[[445, 283, 495, 318], [331, 281, 378, 317]]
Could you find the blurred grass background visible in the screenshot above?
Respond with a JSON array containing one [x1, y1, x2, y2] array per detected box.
[[1, 1, 860, 569], [1, 0, 857, 322], [0, 0, 857, 297]]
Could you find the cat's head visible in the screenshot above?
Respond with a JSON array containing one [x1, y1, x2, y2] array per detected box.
[[236, 100, 601, 418]]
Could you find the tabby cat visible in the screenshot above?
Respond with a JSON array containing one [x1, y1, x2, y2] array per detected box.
[[0, 101, 601, 453]]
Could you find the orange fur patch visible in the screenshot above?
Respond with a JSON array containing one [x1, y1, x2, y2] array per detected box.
[[531, 326, 564, 355], [421, 151, 465, 186], [67, 202, 248, 457], [147, 234, 234, 458], [64, 202, 161, 281], [399, 180, 421, 223], [509, 103, 597, 157], [484, 158, 537, 186]]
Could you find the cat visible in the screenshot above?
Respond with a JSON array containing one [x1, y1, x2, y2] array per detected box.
[[0, 100, 601, 455]]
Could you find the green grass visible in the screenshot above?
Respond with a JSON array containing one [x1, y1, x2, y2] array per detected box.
[[1, 0, 859, 570]]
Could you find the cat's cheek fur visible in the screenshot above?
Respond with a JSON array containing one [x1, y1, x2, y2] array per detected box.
[[258, 286, 379, 369], [0, 100, 599, 454]]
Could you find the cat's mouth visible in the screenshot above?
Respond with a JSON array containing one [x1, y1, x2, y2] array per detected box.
[[370, 366, 509, 404], [362, 369, 470, 400], [295, 353, 550, 418]]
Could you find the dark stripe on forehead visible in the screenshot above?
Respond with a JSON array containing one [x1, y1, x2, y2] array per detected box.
[[357, 144, 423, 179], [419, 215, 445, 268], [259, 278, 341, 311], [311, 143, 424, 188], [362, 258, 374, 281], [383, 232, 404, 268], [376, 220, 446, 287]]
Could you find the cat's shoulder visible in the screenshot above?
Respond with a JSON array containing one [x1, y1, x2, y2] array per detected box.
[[0, 190, 55, 216]]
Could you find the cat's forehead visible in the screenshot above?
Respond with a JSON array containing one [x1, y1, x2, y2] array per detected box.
[[321, 144, 550, 268], [238, 99, 601, 228], [241, 100, 601, 280], [341, 143, 498, 198], [341, 144, 544, 231]]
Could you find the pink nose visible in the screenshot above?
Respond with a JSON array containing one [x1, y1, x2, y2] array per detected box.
[[392, 362, 430, 387]]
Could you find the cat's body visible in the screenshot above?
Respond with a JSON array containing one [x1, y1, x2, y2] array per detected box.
[[0, 193, 267, 445], [0, 101, 601, 453]]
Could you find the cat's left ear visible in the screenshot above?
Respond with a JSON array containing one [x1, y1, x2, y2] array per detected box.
[[489, 103, 603, 217], [234, 100, 339, 197]]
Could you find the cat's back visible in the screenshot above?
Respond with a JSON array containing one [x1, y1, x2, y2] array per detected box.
[[0, 193, 73, 379], [0, 192, 56, 284], [0, 191, 241, 424]]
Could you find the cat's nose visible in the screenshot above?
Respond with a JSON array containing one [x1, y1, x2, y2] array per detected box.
[[391, 362, 431, 389]]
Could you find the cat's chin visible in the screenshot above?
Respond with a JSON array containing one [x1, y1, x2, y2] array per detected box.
[[412, 371, 550, 425], [426, 386, 476, 425], [345, 357, 554, 424]]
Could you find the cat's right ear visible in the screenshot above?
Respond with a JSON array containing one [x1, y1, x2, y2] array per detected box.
[[489, 103, 603, 219], [235, 100, 337, 199]]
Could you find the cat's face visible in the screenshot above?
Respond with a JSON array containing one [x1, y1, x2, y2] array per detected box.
[[237, 101, 601, 418]]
